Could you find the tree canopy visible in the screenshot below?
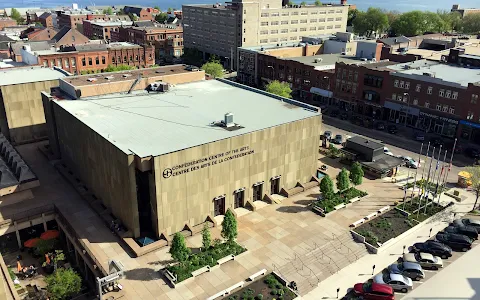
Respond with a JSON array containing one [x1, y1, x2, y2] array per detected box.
[[314, 0, 322, 7], [45, 268, 82, 300], [265, 81, 292, 98], [320, 175, 334, 199], [336, 168, 350, 191], [10, 8, 25, 24], [461, 14, 480, 34], [155, 12, 169, 23], [352, 8, 389, 36], [350, 162, 364, 186], [169, 233, 190, 263], [221, 210, 238, 243], [201, 60, 224, 78], [201, 223, 211, 250], [102, 7, 113, 15], [465, 166, 480, 210], [390, 10, 450, 36], [347, 9, 358, 27], [300, 1, 307, 5]]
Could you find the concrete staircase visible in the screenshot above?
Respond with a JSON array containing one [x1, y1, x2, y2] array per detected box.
[[276, 232, 369, 295]]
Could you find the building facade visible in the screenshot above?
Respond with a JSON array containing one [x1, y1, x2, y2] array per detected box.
[[116, 25, 183, 60], [39, 12, 54, 28], [451, 4, 480, 17], [56, 11, 130, 30], [182, 0, 349, 68], [123, 6, 158, 21], [83, 20, 133, 40], [0, 18, 16, 30], [42, 69, 321, 238]]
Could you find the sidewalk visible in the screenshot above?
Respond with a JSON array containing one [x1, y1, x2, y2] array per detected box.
[[301, 190, 477, 300]]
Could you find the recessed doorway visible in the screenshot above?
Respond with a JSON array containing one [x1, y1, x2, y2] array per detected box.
[[214, 196, 226, 216], [253, 183, 263, 201], [234, 190, 244, 209], [271, 177, 280, 195]]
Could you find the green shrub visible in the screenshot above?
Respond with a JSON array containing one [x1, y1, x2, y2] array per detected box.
[[270, 289, 278, 295], [264, 275, 276, 285], [256, 294, 263, 300], [454, 190, 460, 196]]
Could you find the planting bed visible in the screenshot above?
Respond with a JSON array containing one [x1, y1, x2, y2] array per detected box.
[[167, 242, 246, 283], [404, 179, 445, 194], [225, 274, 296, 300], [399, 197, 445, 222], [354, 210, 414, 245], [314, 187, 368, 213]]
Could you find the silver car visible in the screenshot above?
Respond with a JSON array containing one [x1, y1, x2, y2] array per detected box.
[[388, 261, 425, 280], [403, 252, 443, 270], [374, 272, 413, 293]]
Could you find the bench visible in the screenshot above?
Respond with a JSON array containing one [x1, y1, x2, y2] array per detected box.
[[349, 197, 361, 204], [163, 269, 177, 285], [334, 203, 346, 210], [378, 206, 390, 214], [365, 212, 377, 220], [191, 265, 210, 277], [206, 290, 227, 300], [217, 254, 234, 265], [249, 269, 267, 281], [350, 219, 365, 227], [225, 281, 245, 294]]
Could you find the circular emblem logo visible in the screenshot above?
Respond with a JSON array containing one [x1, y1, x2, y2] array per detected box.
[[163, 168, 172, 178]]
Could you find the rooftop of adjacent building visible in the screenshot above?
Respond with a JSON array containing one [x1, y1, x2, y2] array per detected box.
[[287, 53, 388, 70], [53, 79, 319, 158], [0, 66, 68, 86], [84, 20, 133, 27], [386, 59, 480, 87], [184, 1, 347, 10], [404, 38, 480, 61]]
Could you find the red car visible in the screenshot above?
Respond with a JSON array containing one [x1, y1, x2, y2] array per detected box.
[[353, 282, 395, 300]]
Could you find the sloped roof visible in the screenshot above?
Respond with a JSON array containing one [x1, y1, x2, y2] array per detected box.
[[39, 12, 52, 19], [50, 27, 89, 45], [123, 6, 143, 15], [0, 35, 13, 42]]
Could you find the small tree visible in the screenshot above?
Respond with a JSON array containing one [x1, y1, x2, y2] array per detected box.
[[169, 233, 190, 263], [350, 162, 364, 186], [315, 0, 322, 6], [300, 1, 307, 5], [102, 7, 113, 15], [201, 60, 224, 78], [221, 209, 238, 243], [10, 8, 25, 24], [320, 175, 334, 199], [155, 12, 169, 23], [265, 80, 292, 98], [201, 223, 211, 250], [45, 268, 82, 300], [336, 168, 350, 191], [466, 166, 480, 210]]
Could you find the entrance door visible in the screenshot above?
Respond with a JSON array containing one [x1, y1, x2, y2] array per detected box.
[[234, 191, 244, 209], [214, 197, 225, 216], [271, 178, 280, 195], [253, 184, 263, 201], [434, 123, 444, 134]]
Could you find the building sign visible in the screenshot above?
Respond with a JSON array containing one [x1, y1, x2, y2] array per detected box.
[[419, 112, 458, 124], [162, 146, 255, 179], [384, 101, 420, 116], [460, 120, 480, 129]]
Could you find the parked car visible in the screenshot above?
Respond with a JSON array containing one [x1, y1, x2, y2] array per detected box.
[[332, 134, 343, 144], [442, 225, 478, 240], [384, 147, 390, 153], [353, 282, 395, 300], [436, 233, 473, 251], [387, 125, 398, 134], [410, 240, 452, 258], [324, 131, 332, 141], [387, 261, 425, 281], [373, 272, 413, 293], [385, 151, 394, 156], [376, 122, 386, 131], [398, 156, 420, 168], [430, 137, 444, 148], [465, 147, 480, 158], [413, 132, 425, 141], [402, 252, 443, 270], [452, 218, 480, 230]]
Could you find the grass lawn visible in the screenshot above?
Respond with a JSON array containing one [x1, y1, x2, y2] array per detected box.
[[314, 187, 368, 213], [226, 273, 296, 300], [167, 241, 246, 283]]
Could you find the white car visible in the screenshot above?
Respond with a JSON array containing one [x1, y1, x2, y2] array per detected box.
[[403, 252, 443, 270], [398, 155, 420, 168], [373, 272, 413, 293]]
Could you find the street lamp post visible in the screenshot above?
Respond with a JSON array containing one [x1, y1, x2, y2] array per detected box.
[[403, 92, 410, 128]]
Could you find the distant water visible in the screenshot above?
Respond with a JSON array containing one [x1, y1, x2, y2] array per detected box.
[[1, 0, 478, 12]]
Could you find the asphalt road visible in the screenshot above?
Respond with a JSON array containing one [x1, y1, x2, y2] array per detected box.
[[322, 116, 464, 184]]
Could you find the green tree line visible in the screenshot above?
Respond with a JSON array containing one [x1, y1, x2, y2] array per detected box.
[[349, 8, 480, 36]]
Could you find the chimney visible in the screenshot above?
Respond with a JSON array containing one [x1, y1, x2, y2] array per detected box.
[[224, 113, 234, 128]]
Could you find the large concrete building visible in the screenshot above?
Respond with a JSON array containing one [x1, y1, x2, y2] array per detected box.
[[0, 67, 68, 144], [42, 65, 321, 238], [183, 0, 349, 68]]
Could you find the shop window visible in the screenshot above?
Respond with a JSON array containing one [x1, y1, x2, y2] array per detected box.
[[449, 107, 455, 114], [472, 94, 479, 104], [82, 58, 86, 66], [427, 86, 432, 94], [64, 58, 69, 68], [439, 89, 445, 97], [95, 56, 99, 65], [413, 98, 418, 105], [112, 56, 115, 63], [415, 84, 421, 92], [88, 58, 92, 65], [436, 103, 442, 111], [102, 56, 106, 64], [425, 102, 430, 108], [43, 60, 48, 67], [354, 71, 358, 81], [71, 58, 76, 67]]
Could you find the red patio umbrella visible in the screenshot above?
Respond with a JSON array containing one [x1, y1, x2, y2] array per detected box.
[[40, 230, 59, 240], [24, 238, 41, 248]]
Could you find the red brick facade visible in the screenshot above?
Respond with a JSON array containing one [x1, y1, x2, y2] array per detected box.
[[0, 18, 16, 30]]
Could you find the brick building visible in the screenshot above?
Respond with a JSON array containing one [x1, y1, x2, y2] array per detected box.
[[21, 42, 155, 74], [123, 6, 158, 21], [22, 27, 58, 41], [39, 12, 54, 28], [115, 24, 183, 61], [83, 20, 133, 40], [0, 18, 16, 30], [56, 11, 130, 30], [50, 27, 90, 47]]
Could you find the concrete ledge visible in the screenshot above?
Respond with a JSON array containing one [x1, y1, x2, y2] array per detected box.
[[349, 196, 361, 204], [364, 212, 377, 220], [378, 205, 390, 214], [206, 289, 227, 300], [334, 203, 346, 210], [350, 218, 365, 228], [217, 254, 234, 265], [191, 265, 210, 277], [123, 237, 168, 257], [225, 281, 245, 294], [249, 268, 267, 281]]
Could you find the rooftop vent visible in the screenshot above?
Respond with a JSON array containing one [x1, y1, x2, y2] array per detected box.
[[148, 82, 169, 92], [105, 75, 114, 80], [224, 113, 234, 128], [314, 58, 322, 63], [87, 78, 97, 82]]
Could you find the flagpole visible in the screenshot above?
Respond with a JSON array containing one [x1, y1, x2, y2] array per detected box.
[[417, 142, 430, 219], [422, 146, 436, 216], [443, 138, 457, 191], [425, 145, 441, 214], [407, 143, 423, 210], [436, 149, 448, 205]]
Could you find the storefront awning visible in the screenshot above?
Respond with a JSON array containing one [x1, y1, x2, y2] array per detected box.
[[310, 87, 333, 98]]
